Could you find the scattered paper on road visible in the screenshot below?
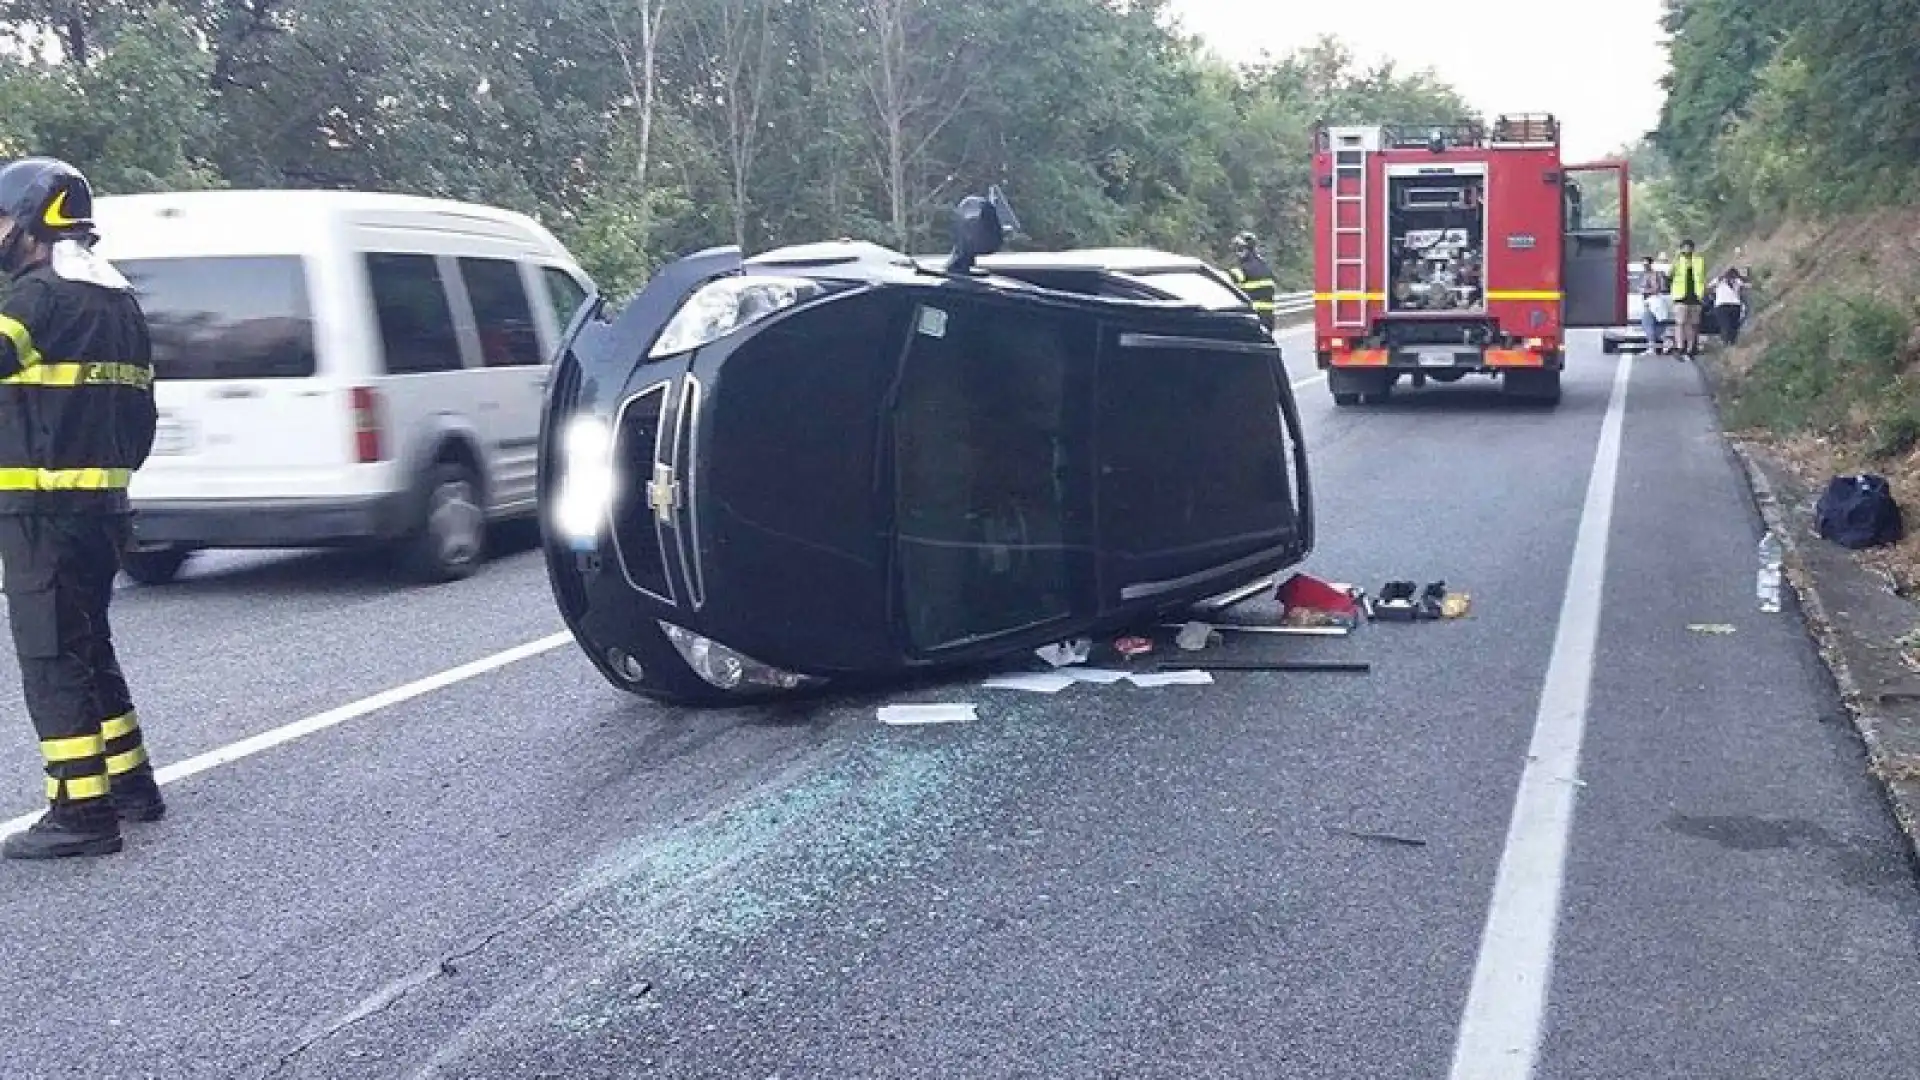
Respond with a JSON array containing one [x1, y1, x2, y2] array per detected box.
[[1687, 623, 1738, 634], [982, 672, 1080, 693], [1127, 670, 1214, 687], [877, 703, 977, 726], [1065, 668, 1132, 685]]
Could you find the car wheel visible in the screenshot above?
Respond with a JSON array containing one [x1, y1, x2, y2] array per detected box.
[[1602, 337, 1619, 354], [404, 462, 487, 583], [121, 546, 191, 586]]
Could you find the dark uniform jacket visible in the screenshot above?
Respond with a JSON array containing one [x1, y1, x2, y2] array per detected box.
[[0, 261, 156, 515], [1230, 254, 1278, 329]]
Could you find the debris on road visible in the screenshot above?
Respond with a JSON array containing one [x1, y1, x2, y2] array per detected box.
[[1114, 635, 1155, 657], [1036, 637, 1094, 667], [1175, 621, 1218, 651], [1374, 580, 1469, 622], [877, 703, 977, 726], [1182, 660, 1371, 674], [983, 668, 1214, 693], [1332, 828, 1427, 847], [1688, 623, 1739, 635]]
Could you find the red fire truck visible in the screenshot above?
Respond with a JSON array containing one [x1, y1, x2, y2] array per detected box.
[[1311, 113, 1629, 407]]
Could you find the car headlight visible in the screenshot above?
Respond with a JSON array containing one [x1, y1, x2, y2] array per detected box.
[[552, 413, 615, 547], [659, 622, 821, 692], [648, 275, 823, 358]]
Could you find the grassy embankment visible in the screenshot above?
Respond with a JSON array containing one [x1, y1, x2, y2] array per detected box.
[[1708, 210, 1920, 587]]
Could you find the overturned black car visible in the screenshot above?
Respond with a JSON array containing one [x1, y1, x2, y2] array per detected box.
[[539, 189, 1315, 705]]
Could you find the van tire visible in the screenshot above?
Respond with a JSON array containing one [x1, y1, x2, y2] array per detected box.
[[121, 547, 190, 586], [402, 462, 487, 583]]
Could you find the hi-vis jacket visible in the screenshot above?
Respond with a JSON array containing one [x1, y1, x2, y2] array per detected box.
[[0, 244, 156, 514], [1668, 252, 1708, 305], [1229, 254, 1277, 326]]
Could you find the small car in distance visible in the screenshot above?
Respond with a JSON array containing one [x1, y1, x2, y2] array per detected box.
[[539, 189, 1315, 705]]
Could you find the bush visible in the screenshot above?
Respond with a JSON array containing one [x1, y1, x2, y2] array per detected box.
[[1728, 288, 1917, 450]]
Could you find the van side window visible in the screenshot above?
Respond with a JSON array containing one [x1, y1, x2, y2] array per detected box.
[[542, 267, 589, 328], [459, 257, 544, 367], [365, 252, 464, 375], [119, 255, 317, 380]]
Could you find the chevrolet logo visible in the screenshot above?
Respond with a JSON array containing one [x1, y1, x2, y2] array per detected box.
[[647, 463, 679, 523]]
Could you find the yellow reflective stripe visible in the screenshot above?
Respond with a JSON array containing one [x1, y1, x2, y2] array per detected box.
[[1487, 290, 1563, 300], [42, 734, 105, 763], [101, 712, 140, 741], [1239, 278, 1275, 291], [47, 773, 111, 801], [0, 314, 41, 369], [105, 746, 149, 776], [0, 467, 132, 491], [0, 362, 152, 389], [1314, 291, 1386, 301]]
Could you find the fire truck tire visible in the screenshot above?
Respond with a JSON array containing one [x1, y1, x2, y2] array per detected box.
[[1333, 392, 1361, 407], [1503, 369, 1562, 405]]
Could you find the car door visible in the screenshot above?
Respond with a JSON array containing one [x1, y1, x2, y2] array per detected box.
[[451, 254, 550, 514]]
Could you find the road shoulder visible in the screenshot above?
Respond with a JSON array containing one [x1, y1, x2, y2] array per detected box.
[[1698, 355, 1920, 864]]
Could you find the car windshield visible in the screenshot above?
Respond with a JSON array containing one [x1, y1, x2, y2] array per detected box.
[[1132, 269, 1247, 310]]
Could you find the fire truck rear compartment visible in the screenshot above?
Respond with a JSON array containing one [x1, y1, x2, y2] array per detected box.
[[1388, 173, 1483, 315]]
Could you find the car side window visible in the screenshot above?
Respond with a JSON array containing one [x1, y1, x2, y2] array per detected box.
[[543, 266, 589, 328], [459, 257, 544, 368], [365, 253, 464, 375]]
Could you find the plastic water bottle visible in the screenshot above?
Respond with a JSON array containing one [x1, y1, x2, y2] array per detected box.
[[1757, 530, 1784, 613]]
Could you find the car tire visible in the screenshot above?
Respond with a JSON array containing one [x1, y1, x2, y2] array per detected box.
[[121, 546, 191, 586], [402, 461, 488, 583], [1602, 337, 1619, 354]]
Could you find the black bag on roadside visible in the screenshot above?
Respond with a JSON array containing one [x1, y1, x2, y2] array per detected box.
[[1814, 473, 1903, 549]]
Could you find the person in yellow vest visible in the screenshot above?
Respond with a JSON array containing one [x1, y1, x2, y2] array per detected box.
[[1668, 239, 1708, 359], [1226, 232, 1277, 332]]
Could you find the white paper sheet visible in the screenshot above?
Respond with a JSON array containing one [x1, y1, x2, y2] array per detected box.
[[1126, 670, 1215, 687], [982, 671, 1080, 693], [877, 703, 978, 725]]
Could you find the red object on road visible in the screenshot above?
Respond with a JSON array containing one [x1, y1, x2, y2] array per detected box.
[[1277, 572, 1359, 618]]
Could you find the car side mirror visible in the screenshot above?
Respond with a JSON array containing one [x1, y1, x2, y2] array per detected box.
[[945, 184, 1020, 274]]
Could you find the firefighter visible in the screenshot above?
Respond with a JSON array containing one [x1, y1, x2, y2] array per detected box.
[[1227, 232, 1278, 331], [0, 156, 162, 861]]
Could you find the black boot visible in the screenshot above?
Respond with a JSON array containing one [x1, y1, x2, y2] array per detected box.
[[110, 760, 168, 818], [3, 800, 122, 860], [111, 767, 167, 823]]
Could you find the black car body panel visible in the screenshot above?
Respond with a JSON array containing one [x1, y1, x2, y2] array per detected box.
[[540, 210, 1315, 704]]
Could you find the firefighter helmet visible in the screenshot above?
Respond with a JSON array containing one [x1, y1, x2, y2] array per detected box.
[[0, 157, 94, 242], [1231, 231, 1257, 254]]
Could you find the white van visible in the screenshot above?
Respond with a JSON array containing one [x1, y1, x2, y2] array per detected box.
[[88, 190, 595, 585]]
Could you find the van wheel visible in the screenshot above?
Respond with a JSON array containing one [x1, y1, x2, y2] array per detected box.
[[403, 462, 487, 583], [121, 547, 191, 586]]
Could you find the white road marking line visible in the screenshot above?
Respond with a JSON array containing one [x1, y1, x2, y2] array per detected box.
[[0, 631, 573, 840], [1292, 373, 1326, 389], [1448, 356, 1633, 1079]]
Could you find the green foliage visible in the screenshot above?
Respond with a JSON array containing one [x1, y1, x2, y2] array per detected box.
[[1726, 287, 1919, 453], [1654, 0, 1920, 230], [0, 0, 1469, 293]]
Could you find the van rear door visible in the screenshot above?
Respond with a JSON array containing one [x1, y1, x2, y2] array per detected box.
[[119, 253, 359, 501]]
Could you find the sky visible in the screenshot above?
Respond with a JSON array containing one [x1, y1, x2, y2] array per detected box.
[[1166, 0, 1672, 162]]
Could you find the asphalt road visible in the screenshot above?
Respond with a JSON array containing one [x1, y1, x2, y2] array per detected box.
[[2, 328, 1917, 1080]]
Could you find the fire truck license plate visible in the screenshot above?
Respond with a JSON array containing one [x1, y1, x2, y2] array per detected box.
[[1417, 350, 1457, 367]]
